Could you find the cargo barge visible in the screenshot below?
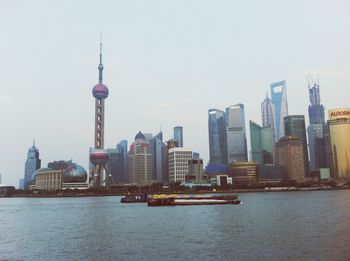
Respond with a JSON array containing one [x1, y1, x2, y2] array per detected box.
[[147, 194, 241, 206]]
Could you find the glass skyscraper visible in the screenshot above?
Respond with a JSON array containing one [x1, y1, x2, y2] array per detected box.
[[271, 81, 288, 140], [226, 104, 248, 163], [173, 126, 183, 147], [308, 83, 325, 124], [208, 109, 228, 165], [150, 132, 166, 183], [284, 115, 309, 175], [23, 142, 41, 189], [261, 93, 277, 143], [250, 121, 274, 165], [117, 140, 128, 182], [306, 82, 329, 171]]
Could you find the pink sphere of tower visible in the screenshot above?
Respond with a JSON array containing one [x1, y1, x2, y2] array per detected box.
[[90, 149, 109, 166], [92, 83, 109, 99]]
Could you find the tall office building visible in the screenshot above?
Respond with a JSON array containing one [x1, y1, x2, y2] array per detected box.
[[261, 93, 277, 143], [173, 126, 183, 147], [24, 142, 41, 189], [127, 132, 153, 185], [284, 115, 309, 176], [275, 136, 305, 183], [150, 132, 166, 183], [106, 148, 124, 184], [89, 40, 110, 187], [168, 148, 193, 183], [226, 104, 248, 163], [250, 121, 274, 165], [308, 83, 325, 124], [117, 140, 128, 182], [208, 109, 228, 165], [306, 82, 328, 171], [271, 81, 288, 140], [328, 109, 350, 180]]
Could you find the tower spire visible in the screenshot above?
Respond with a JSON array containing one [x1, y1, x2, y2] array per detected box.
[[98, 33, 104, 84]]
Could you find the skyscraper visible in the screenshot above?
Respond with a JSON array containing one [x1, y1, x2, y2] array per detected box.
[[150, 132, 166, 183], [261, 93, 277, 143], [106, 148, 124, 183], [168, 148, 193, 183], [275, 136, 305, 183], [328, 109, 350, 180], [89, 41, 110, 187], [250, 121, 274, 165], [117, 140, 128, 182], [306, 81, 328, 171], [23, 142, 41, 189], [173, 126, 183, 147], [284, 115, 309, 176], [308, 83, 325, 124], [208, 109, 228, 165], [271, 81, 288, 140], [127, 132, 153, 185], [226, 104, 248, 163]]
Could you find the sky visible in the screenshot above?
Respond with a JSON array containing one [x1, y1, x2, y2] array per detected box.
[[0, 0, 349, 186]]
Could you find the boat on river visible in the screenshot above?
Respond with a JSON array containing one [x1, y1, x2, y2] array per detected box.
[[120, 193, 149, 203], [147, 194, 241, 206]]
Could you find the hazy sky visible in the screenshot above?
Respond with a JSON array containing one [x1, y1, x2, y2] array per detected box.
[[1, 0, 349, 186]]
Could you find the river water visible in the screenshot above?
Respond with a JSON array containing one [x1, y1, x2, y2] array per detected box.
[[1, 190, 350, 261]]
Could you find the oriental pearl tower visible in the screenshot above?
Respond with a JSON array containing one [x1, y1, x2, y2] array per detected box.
[[89, 41, 110, 187]]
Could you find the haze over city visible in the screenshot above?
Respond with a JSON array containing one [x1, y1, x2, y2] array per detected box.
[[1, 0, 349, 186]]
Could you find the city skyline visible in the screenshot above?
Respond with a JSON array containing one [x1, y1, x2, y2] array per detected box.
[[1, 1, 350, 186]]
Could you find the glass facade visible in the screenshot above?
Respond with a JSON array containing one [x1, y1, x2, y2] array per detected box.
[[117, 140, 128, 182], [261, 94, 277, 143], [226, 104, 247, 163], [284, 115, 309, 175], [24, 143, 41, 189], [208, 109, 228, 165], [150, 132, 166, 183], [271, 81, 288, 140], [173, 126, 183, 147], [308, 83, 325, 124], [250, 121, 274, 165], [328, 109, 350, 180]]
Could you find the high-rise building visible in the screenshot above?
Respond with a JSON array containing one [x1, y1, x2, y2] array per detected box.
[[284, 115, 309, 176], [173, 126, 183, 147], [275, 136, 305, 183], [261, 93, 277, 143], [306, 81, 328, 171], [250, 121, 274, 165], [117, 140, 128, 182], [127, 132, 153, 185], [150, 132, 166, 183], [208, 109, 228, 165], [271, 81, 288, 140], [328, 109, 350, 180], [89, 41, 110, 187], [226, 104, 248, 163], [24, 142, 41, 189], [308, 83, 325, 124], [106, 148, 123, 184], [168, 148, 193, 183]]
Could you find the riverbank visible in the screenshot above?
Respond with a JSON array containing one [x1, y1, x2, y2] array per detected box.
[[2, 185, 349, 198]]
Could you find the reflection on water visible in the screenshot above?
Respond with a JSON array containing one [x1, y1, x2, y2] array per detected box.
[[1, 191, 350, 260]]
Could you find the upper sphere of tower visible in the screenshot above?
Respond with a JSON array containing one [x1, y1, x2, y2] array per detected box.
[[92, 83, 109, 99]]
